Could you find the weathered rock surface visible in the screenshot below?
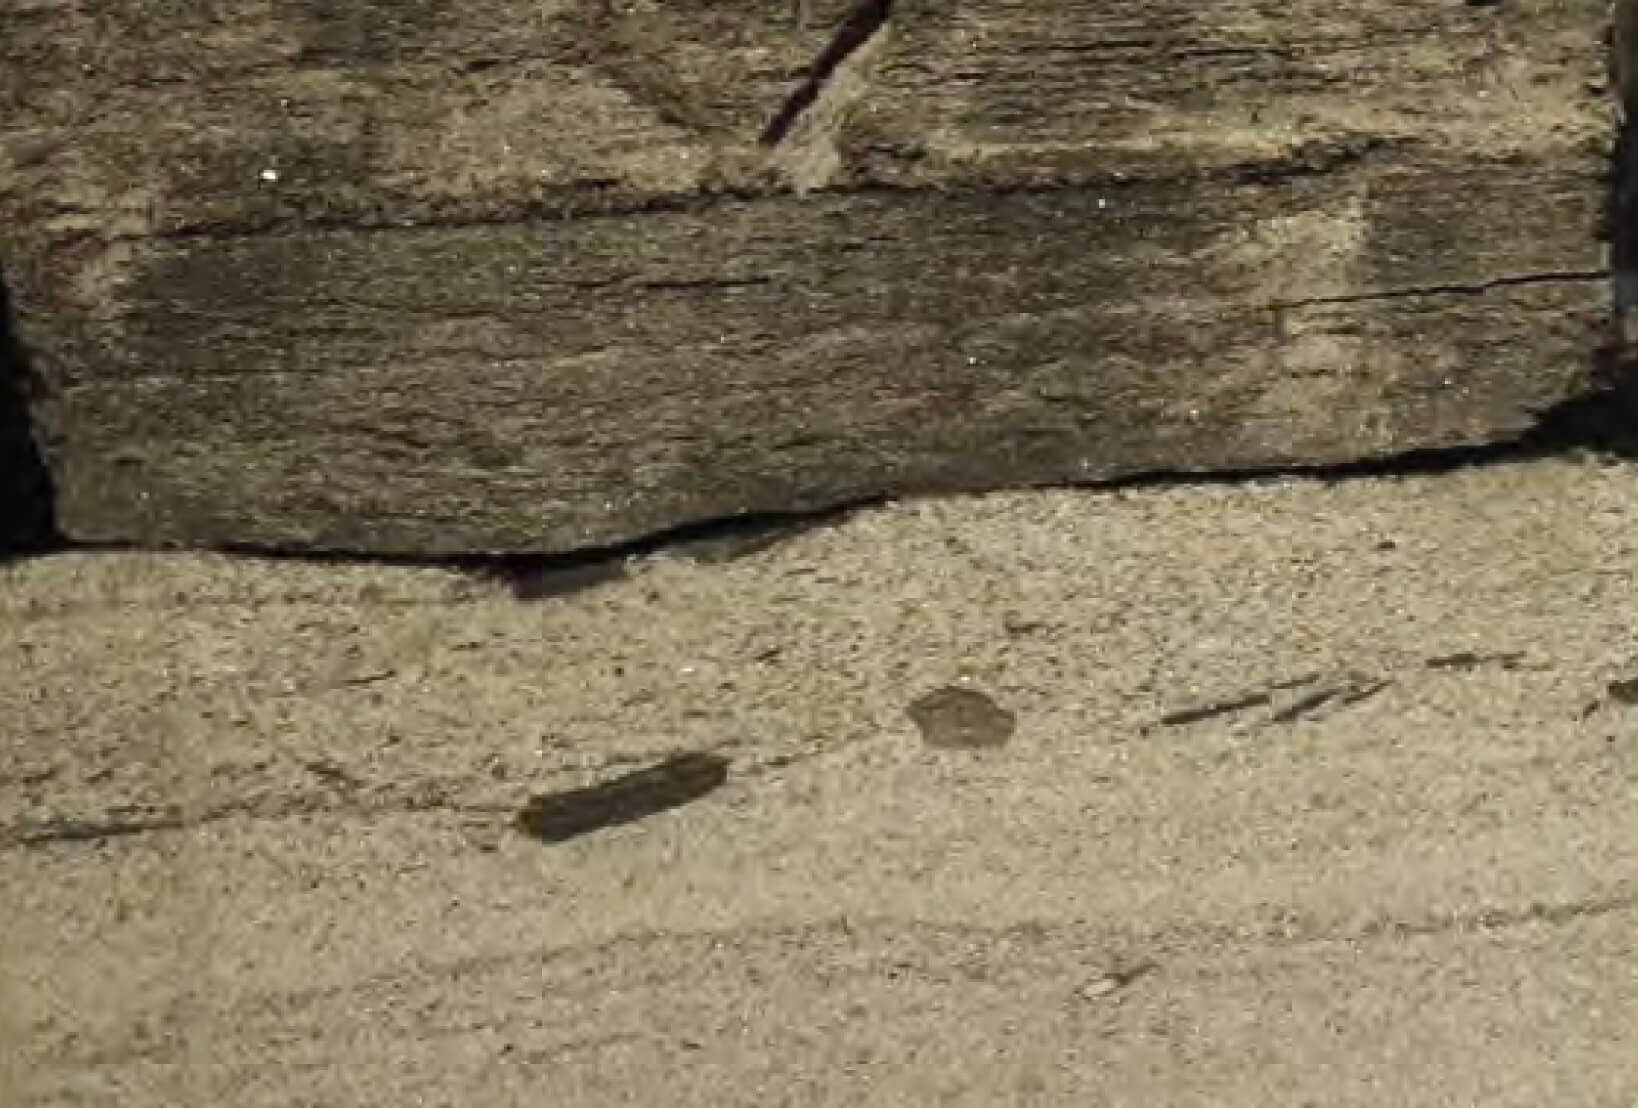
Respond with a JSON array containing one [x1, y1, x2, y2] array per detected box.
[[0, 0, 1618, 553]]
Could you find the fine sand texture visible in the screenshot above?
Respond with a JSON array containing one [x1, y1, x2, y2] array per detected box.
[[4, 456, 1638, 1105]]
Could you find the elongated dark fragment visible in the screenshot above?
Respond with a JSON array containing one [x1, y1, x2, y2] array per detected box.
[[1158, 691, 1273, 728], [514, 752, 730, 843], [1609, 677, 1638, 706]]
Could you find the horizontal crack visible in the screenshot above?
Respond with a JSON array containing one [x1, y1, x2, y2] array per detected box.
[[1273, 269, 1608, 310]]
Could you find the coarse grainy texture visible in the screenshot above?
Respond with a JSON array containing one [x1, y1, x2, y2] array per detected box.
[[4, 458, 1637, 1105], [0, 0, 1619, 553]]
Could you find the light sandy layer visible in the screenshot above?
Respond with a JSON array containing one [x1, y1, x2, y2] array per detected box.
[[4, 457, 1637, 1105]]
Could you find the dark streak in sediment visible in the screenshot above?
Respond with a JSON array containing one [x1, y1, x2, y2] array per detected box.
[[1271, 674, 1391, 723], [1332, 679, 1392, 708], [1159, 672, 1388, 731], [1158, 691, 1273, 728], [1267, 687, 1342, 724], [1425, 651, 1528, 672], [14, 815, 186, 846], [1355, 891, 1638, 941], [760, 0, 896, 147], [304, 759, 366, 789], [514, 752, 730, 843], [1, 758, 737, 852]]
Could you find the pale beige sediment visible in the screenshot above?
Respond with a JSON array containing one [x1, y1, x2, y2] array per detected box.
[[3, 457, 1637, 1104]]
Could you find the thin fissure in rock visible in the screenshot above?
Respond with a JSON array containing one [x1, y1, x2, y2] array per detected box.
[[761, 0, 896, 147]]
